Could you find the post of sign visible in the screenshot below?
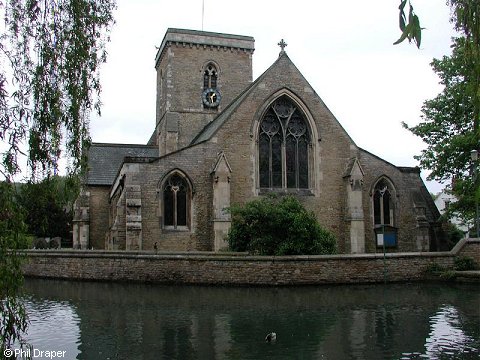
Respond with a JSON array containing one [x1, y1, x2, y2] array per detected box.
[[379, 186, 387, 284]]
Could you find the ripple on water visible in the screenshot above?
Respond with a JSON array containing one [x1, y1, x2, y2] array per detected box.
[[22, 297, 81, 358], [423, 305, 479, 359]]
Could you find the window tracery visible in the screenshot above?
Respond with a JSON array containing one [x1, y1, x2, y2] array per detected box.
[[203, 64, 217, 90], [258, 96, 310, 189], [163, 173, 189, 229], [373, 178, 394, 226]]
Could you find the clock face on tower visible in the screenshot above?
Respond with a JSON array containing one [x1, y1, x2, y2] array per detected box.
[[202, 88, 221, 108]]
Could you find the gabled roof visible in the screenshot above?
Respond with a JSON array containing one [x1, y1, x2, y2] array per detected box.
[[191, 52, 289, 145], [86, 143, 157, 186], [191, 51, 356, 147]]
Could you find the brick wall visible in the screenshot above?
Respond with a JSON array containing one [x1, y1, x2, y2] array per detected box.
[[22, 239, 478, 286]]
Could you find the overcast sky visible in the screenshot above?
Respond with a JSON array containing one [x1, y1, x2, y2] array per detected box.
[[90, 0, 457, 193]]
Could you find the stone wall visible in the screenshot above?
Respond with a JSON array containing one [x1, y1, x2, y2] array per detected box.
[[22, 239, 479, 286], [454, 238, 480, 263], [155, 31, 254, 154], [129, 143, 218, 252], [92, 33, 439, 256], [86, 186, 110, 249]]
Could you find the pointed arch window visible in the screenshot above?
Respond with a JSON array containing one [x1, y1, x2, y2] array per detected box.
[[373, 179, 394, 226], [163, 173, 190, 229], [203, 63, 218, 90], [259, 96, 310, 189]]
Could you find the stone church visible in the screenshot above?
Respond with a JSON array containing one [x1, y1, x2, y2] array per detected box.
[[73, 28, 441, 254]]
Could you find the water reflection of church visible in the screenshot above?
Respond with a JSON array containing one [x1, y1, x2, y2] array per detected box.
[[25, 280, 479, 359], [74, 28, 442, 253]]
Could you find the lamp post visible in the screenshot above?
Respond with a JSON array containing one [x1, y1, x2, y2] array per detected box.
[[471, 149, 479, 238]]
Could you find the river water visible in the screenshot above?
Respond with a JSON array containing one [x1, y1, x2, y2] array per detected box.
[[16, 278, 480, 359]]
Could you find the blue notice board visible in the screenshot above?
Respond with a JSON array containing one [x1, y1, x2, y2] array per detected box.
[[375, 226, 397, 248]]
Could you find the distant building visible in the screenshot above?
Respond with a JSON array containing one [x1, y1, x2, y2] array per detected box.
[[73, 28, 441, 253], [434, 191, 469, 236]]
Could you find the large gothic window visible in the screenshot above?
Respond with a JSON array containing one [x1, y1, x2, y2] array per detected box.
[[373, 178, 394, 226], [259, 96, 310, 189], [163, 174, 190, 229]]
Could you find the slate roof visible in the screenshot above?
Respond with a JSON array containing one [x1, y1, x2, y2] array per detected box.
[[86, 143, 158, 186]]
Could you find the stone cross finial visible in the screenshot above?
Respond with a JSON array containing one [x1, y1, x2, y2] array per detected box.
[[278, 39, 287, 54]]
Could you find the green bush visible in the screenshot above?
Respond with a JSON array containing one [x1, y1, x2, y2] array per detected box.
[[443, 221, 465, 250], [16, 176, 77, 240], [227, 195, 337, 255], [439, 270, 457, 280], [454, 256, 478, 271], [424, 262, 445, 274]]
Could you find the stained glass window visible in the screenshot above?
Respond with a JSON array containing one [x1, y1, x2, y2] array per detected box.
[[258, 97, 310, 189]]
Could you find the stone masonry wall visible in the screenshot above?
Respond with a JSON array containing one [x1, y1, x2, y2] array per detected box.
[[358, 152, 437, 254], [455, 238, 480, 264], [133, 54, 440, 254], [155, 42, 253, 152], [131, 142, 219, 252], [210, 55, 355, 253], [22, 239, 479, 286], [87, 186, 110, 250]]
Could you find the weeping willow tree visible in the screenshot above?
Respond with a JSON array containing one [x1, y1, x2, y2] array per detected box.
[[1, 0, 116, 178], [0, 0, 116, 355]]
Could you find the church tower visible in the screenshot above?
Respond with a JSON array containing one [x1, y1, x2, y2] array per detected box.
[[154, 28, 255, 155]]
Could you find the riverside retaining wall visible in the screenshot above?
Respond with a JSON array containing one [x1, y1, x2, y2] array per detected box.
[[22, 238, 479, 286]]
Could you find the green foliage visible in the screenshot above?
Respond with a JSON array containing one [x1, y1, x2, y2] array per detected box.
[[0, 1, 116, 356], [454, 256, 478, 271], [0, 0, 116, 179], [424, 262, 446, 274], [0, 182, 30, 354], [227, 195, 337, 256], [425, 263, 446, 275], [17, 175, 79, 239], [394, 0, 423, 48], [396, 3, 479, 226], [443, 220, 465, 250], [403, 37, 478, 225], [439, 269, 457, 280], [449, 1, 480, 156]]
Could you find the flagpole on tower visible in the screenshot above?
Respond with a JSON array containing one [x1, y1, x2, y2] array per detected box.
[[202, 0, 205, 30]]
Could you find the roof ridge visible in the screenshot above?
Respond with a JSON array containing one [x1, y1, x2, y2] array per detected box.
[[90, 142, 156, 148]]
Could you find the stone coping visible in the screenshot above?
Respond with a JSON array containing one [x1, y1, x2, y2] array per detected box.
[[21, 249, 454, 261], [453, 270, 480, 278], [20, 238, 479, 262], [155, 28, 255, 68]]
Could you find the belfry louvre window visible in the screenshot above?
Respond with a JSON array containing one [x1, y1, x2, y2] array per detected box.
[[259, 96, 310, 189], [163, 174, 189, 228], [204, 64, 217, 90], [373, 179, 394, 226]]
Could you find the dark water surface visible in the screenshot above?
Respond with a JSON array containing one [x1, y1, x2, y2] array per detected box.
[[19, 279, 479, 360]]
